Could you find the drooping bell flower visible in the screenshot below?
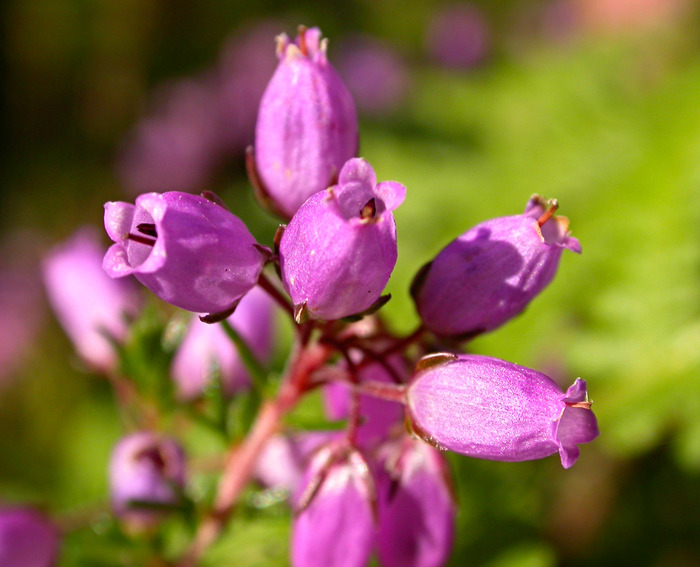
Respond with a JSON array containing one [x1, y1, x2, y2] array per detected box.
[[0, 507, 60, 567], [280, 158, 405, 322], [103, 191, 268, 318], [323, 352, 406, 449], [170, 286, 275, 400], [412, 196, 581, 340], [406, 354, 599, 468], [253, 26, 358, 219], [109, 432, 186, 529], [375, 437, 455, 567], [291, 443, 375, 567], [43, 227, 142, 372]]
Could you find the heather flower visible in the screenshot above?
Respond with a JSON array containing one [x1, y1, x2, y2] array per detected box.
[[253, 26, 358, 219], [291, 444, 375, 567], [375, 438, 455, 567], [0, 507, 59, 567], [412, 196, 581, 340], [323, 353, 406, 448], [406, 354, 599, 468], [280, 157, 405, 321], [171, 286, 275, 399], [43, 227, 141, 372], [254, 431, 339, 494], [109, 432, 186, 528], [103, 191, 268, 317]]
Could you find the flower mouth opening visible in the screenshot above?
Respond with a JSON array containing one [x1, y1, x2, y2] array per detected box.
[[125, 210, 159, 269]]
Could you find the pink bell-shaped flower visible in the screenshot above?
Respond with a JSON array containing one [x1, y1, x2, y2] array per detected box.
[[170, 286, 275, 399], [280, 158, 405, 322], [103, 191, 268, 318], [253, 26, 359, 219], [291, 443, 375, 567], [375, 438, 456, 567], [412, 196, 580, 340], [406, 354, 599, 468], [43, 227, 142, 372], [109, 432, 187, 529]]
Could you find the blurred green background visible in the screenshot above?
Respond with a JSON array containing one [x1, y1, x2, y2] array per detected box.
[[3, 0, 700, 565]]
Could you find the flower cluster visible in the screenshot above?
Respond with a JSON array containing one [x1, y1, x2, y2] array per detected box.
[[38, 25, 598, 567]]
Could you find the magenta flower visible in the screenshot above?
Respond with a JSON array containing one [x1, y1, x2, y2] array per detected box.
[[254, 26, 358, 219], [0, 507, 59, 567], [171, 286, 275, 399], [254, 431, 339, 494], [103, 191, 268, 317], [323, 353, 406, 448], [109, 432, 186, 528], [375, 438, 455, 567], [412, 196, 581, 340], [43, 227, 142, 372], [291, 444, 375, 567], [280, 158, 405, 321], [406, 354, 599, 468]]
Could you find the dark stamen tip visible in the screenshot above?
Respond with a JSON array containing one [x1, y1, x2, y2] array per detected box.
[[136, 223, 158, 237], [126, 232, 156, 246], [360, 198, 376, 220]]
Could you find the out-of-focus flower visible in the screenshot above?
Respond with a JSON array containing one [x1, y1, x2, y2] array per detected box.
[[254, 26, 359, 219], [425, 3, 490, 69], [103, 191, 268, 317], [42, 227, 141, 372], [412, 196, 580, 340], [323, 352, 406, 449], [109, 432, 186, 529], [171, 286, 275, 399], [375, 438, 455, 567], [116, 78, 221, 195], [406, 354, 599, 468], [0, 507, 60, 567], [291, 444, 375, 567], [335, 35, 410, 116], [280, 158, 405, 321], [254, 431, 339, 494]]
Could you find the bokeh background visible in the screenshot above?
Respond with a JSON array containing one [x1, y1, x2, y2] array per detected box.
[[3, 0, 700, 565]]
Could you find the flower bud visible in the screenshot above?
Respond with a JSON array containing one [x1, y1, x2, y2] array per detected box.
[[406, 354, 598, 468], [291, 444, 375, 567], [253, 26, 358, 219], [412, 196, 581, 340], [280, 158, 405, 321], [170, 286, 275, 399], [0, 507, 59, 567], [43, 228, 142, 372], [103, 191, 268, 317], [109, 432, 186, 529], [375, 438, 455, 567]]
